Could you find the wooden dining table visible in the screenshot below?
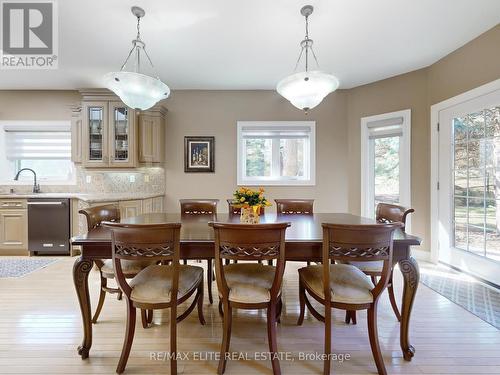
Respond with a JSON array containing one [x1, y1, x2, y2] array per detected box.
[[71, 212, 421, 362]]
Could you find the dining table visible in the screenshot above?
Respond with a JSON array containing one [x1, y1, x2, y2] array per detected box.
[[71, 212, 422, 362]]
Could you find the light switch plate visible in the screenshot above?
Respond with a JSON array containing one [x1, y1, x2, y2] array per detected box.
[[129, 175, 136, 183], [85, 175, 92, 184], [144, 175, 150, 183]]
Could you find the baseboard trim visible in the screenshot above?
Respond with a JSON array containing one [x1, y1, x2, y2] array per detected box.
[[412, 248, 431, 262]]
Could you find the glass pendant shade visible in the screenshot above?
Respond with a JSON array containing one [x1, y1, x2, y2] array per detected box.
[[103, 71, 170, 111], [277, 70, 339, 111]]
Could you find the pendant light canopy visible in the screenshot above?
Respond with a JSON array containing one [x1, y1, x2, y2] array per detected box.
[[276, 5, 339, 113], [103, 6, 170, 110]]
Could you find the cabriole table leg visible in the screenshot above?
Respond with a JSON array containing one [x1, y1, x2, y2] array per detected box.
[[73, 257, 93, 359], [398, 256, 419, 361]]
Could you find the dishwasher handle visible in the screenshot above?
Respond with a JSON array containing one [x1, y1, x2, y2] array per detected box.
[[27, 201, 64, 206]]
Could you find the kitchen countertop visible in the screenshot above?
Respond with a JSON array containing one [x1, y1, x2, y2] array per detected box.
[[0, 192, 164, 203]]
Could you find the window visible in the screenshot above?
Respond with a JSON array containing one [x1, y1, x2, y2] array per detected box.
[[237, 121, 315, 185], [0, 121, 74, 184], [361, 110, 411, 219]]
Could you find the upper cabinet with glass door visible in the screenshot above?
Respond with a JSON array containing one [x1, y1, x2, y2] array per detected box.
[[82, 100, 136, 168], [109, 102, 136, 168]]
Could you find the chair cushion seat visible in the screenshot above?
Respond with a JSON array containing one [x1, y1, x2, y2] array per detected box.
[[349, 260, 383, 274], [298, 264, 374, 304], [101, 259, 154, 278], [129, 264, 203, 304], [222, 263, 276, 304]]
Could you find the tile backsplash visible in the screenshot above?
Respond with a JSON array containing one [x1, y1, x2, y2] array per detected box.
[[0, 166, 165, 195]]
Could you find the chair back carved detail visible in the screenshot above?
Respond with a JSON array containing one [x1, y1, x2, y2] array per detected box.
[[275, 199, 314, 215], [180, 199, 219, 215]]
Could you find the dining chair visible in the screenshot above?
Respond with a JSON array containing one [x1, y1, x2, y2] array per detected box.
[[103, 222, 205, 375], [346, 203, 415, 323], [297, 222, 401, 375], [209, 222, 290, 375], [275, 199, 314, 265], [180, 199, 219, 304], [275, 199, 314, 214], [79, 204, 155, 326]]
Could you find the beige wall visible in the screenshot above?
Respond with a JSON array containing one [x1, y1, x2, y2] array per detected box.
[[164, 90, 349, 213], [0, 90, 80, 120], [346, 25, 500, 251], [346, 69, 429, 247], [429, 24, 500, 105]]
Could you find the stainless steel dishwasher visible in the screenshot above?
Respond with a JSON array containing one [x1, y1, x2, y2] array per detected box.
[[28, 198, 70, 255]]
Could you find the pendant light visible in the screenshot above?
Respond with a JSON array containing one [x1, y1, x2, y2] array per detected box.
[[103, 6, 170, 110], [276, 5, 339, 113]]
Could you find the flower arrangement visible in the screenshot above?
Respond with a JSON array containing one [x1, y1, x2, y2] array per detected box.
[[232, 187, 271, 223], [232, 187, 272, 208]]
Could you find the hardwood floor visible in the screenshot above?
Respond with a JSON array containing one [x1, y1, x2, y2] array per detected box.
[[1, 257, 499, 374]]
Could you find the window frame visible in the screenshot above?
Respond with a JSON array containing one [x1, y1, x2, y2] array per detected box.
[[0, 120, 75, 186], [360, 110, 411, 221], [237, 121, 316, 186]]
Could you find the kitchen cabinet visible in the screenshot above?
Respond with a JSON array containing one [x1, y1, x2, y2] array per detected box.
[[142, 196, 164, 214], [82, 101, 137, 168], [138, 107, 166, 164], [119, 200, 143, 219], [152, 196, 164, 212], [0, 199, 28, 253], [142, 198, 153, 214]]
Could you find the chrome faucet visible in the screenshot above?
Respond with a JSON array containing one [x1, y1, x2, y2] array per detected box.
[[14, 168, 40, 193]]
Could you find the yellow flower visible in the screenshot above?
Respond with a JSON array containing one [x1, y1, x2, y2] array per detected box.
[[240, 197, 246, 202], [265, 201, 272, 206], [239, 187, 246, 194]]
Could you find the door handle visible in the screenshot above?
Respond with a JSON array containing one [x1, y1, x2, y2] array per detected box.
[[27, 202, 64, 206]]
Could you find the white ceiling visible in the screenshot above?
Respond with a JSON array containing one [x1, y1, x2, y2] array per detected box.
[[1, 0, 499, 90]]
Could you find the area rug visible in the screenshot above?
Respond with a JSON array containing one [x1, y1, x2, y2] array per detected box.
[[420, 264, 500, 329], [0, 258, 58, 278]]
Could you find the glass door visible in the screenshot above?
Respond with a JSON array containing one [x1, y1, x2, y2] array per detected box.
[[438, 89, 500, 284], [109, 102, 135, 167], [83, 102, 108, 167], [89, 107, 104, 161]]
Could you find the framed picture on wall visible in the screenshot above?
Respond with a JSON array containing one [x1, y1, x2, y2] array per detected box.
[[184, 136, 215, 172]]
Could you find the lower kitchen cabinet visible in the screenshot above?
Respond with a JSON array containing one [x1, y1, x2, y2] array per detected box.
[[152, 196, 164, 213], [0, 209, 28, 253], [142, 196, 164, 214], [119, 200, 143, 219]]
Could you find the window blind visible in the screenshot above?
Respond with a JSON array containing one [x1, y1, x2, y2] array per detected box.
[[241, 125, 311, 139], [367, 116, 403, 139], [5, 131, 71, 160]]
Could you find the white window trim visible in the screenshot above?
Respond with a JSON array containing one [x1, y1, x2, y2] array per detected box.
[[237, 121, 316, 186], [0, 120, 75, 186], [360, 109, 411, 221], [430, 78, 500, 264]]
